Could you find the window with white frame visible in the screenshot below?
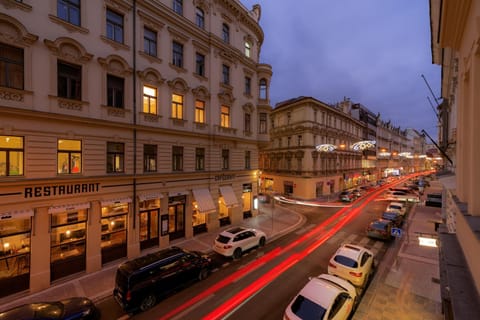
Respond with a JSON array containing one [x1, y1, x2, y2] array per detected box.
[[143, 85, 157, 114], [171, 94, 183, 119], [106, 8, 123, 43]]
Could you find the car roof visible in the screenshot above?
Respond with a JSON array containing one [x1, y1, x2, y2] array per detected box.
[[300, 274, 349, 307], [118, 246, 187, 274], [222, 226, 248, 235], [335, 244, 364, 260], [389, 201, 404, 207]]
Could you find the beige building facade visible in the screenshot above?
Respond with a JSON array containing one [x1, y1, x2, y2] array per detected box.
[[430, 0, 480, 317], [0, 0, 272, 297]]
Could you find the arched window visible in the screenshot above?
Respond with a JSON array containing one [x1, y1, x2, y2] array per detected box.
[[222, 23, 230, 43], [195, 7, 205, 29]]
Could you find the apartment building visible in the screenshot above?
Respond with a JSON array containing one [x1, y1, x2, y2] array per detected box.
[[259, 96, 368, 199], [0, 0, 272, 297]]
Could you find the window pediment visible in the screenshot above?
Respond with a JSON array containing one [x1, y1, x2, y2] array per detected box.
[[44, 37, 93, 63], [242, 103, 254, 113], [137, 68, 165, 86], [167, 77, 189, 94], [218, 91, 235, 105], [0, 13, 38, 46], [98, 54, 132, 76], [192, 86, 210, 100]]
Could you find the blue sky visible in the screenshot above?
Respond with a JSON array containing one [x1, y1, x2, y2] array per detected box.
[[240, 0, 441, 138]]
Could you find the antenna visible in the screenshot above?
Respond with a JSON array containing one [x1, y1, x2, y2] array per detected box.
[[427, 96, 440, 120], [421, 74, 441, 106]]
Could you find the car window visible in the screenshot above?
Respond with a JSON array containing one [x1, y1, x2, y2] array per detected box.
[[234, 233, 246, 242], [244, 231, 254, 239], [328, 293, 348, 319], [216, 234, 231, 244], [360, 252, 371, 266], [291, 295, 327, 319], [334, 255, 358, 268]]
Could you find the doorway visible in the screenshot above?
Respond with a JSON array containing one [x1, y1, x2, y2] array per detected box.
[[139, 209, 159, 250]]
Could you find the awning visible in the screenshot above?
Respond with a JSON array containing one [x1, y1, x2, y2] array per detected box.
[[219, 186, 239, 208], [100, 197, 132, 206], [192, 188, 216, 214], [138, 192, 164, 202], [0, 209, 34, 220], [48, 202, 91, 214]]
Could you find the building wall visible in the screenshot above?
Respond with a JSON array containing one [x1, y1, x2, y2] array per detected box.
[[0, 0, 271, 297]]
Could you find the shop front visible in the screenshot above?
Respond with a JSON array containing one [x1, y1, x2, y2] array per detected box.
[[218, 185, 238, 226], [242, 183, 253, 218], [139, 194, 162, 251], [100, 198, 130, 265], [48, 203, 90, 282], [0, 210, 32, 298], [168, 194, 186, 240], [192, 188, 216, 235]]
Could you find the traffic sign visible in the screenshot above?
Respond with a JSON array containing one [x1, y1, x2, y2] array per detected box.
[[391, 227, 402, 237]]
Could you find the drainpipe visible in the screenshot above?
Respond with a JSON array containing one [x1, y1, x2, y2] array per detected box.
[[132, 0, 137, 228]]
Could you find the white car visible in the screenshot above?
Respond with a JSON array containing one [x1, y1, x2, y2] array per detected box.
[[284, 273, 357, 320], [327, 244, 375, 288], [213, 226, 266, 259], [385, 201, 406, 216], [384, 190, 419, 202]]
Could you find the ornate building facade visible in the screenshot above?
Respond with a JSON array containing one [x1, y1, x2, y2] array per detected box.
[[0, 0, 272, 297]]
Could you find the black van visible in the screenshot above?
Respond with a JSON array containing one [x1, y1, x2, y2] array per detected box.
[[113, 246, 212, 313]]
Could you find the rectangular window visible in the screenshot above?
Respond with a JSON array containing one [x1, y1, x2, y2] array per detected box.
[[57, 61, 81, 100], [195, 7, 205, 29], [107, 74, 124, 108], [58, 139, 81, 174], [222, 23, 230, 43], [144, 144, 157, 172], [57, 0, 80, 26], [173, 0, 183, 15], [0, 136, 24, 176], [106, 9, 123, 43], [221, 105, 230, 128], [0, 43, 24, 90], [107, 142, 124, 173], [171, 94, 183, 119], [244, 113, 251, 133], [222, 149, 229, 170], [244, 77, 251, 95], [143, 85, 157, 114], [259, 112, 267, 134], [245, 150, 251, 169], [172, 41, 183, 67], [245, 41, 251, 57], [195, 147, 205, 171], [298, 135, 302, 146], [195, 53, 205, 76], [144, 27, 157, 56], [222, 64, 230, 85], [195, 100, 205, 123], [172, 146, 183, 171]]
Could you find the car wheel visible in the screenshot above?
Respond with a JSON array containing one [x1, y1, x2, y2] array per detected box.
[[233, 248, 242, 259], [198, 268, 209, 281], [139, 294, 156, 312], [259, 237, 266, 247]]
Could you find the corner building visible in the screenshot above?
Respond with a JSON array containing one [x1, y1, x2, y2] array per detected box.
[[0, 0, 272, 298]]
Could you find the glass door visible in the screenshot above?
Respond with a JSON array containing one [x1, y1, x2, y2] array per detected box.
[[139, 209, 159, 250]]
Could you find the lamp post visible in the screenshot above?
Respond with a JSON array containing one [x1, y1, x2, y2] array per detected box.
[[316, 144, 337, 201]]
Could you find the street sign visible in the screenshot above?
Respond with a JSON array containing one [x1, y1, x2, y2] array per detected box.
[[391, 227, 402, 238]]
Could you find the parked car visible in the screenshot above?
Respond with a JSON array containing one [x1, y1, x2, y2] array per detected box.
[[213, 226, 266, 259], [384, 190, 419, 203], [350, 189, 362, 199], [327, 244, 375, 288], [0, 297, 99, 320], [366, 219, 393, 241], [113, 246, 212, 313], [339, 191, 355, 202], [284, 273, 357, 320], [425, 193, 442, 207], [381, 211, 403, 227], [385, 201, 406, 216]]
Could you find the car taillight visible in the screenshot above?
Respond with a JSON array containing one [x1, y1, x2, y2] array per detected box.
[[349, 271, 363, 277], [224, 245, 232, 249], [126, 290, 131, 301], [328, 262, 336, 268]]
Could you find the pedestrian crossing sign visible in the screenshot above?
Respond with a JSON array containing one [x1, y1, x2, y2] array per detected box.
[[391, 228, 402, 237]]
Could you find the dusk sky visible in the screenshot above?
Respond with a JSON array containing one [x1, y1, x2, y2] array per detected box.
[[240, 0, 441, 139]]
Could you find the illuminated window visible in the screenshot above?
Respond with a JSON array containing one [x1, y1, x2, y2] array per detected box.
[[221, 105, 230, 128], [107, 142, 124, 173], [143, 85, 157, 114], [0, 136, 24, 176], [195, 100, 205, 123], [57, 139, 82, 174], [171, 94, 183, 119], [144, 144, 157, 172]]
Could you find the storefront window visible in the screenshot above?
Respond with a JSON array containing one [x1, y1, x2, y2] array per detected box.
[[218, 199, 230, 226], [242, 183, 252, 218], [192, 204, 207, 235], [50, 210, 87, 281], [0, 217, 31, 298], [101, 203, 127, 264]]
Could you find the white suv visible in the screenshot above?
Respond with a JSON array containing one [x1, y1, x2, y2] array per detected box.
[[213, 227, 266, 259], [327, 244, 375, 288]]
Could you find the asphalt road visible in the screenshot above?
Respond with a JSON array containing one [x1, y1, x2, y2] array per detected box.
[[97, 193, 399, 320]]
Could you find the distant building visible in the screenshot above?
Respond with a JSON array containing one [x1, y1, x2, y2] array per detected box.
[[0, 0, 271, 297]]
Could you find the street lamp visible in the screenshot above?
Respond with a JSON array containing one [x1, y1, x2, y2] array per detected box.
[[316, 144, 337, 200]]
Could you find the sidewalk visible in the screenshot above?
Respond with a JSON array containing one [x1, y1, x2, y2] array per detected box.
[[0, 195, 445, 320]]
